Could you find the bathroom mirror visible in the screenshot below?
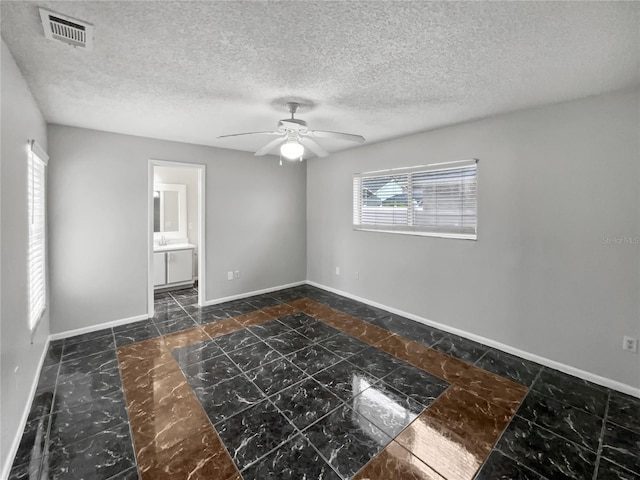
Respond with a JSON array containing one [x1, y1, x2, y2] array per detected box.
[[153, 184, 187, 237]]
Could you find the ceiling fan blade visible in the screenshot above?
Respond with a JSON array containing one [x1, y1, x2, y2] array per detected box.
[[306, 130, 365, 143], [299, 138, 329, 158], [217, 131, 280, 139], [255, 136, 286, 156]]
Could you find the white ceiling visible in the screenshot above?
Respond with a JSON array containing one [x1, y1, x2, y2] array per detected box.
[[1, 1, 639, 157]]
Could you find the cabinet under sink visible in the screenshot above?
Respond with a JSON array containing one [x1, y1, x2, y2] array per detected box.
[[154, 244, 195, 290]]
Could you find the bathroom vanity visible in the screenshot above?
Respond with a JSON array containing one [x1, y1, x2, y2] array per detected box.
[[154, 243, 195, 289]]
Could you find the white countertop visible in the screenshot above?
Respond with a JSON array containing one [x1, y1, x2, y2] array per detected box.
[[154, 243, 196, 252]]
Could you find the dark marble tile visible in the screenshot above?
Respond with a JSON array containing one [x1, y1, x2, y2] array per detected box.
[[26, 389, 55, 422], [216, 400, 296, 471], [397, 322, 448, 347], [272, 377, 342, 430], [193, 373, 266, 425], [181, 355, 242, 389], [54, 369, 123, 411], [114, 323, 161, 347], [13, 414, 50, 467], [431, 333, 489, 363], [474, 450, 545, 480], [596, 458, 640, 480], [242, 434, 340, 480], [531, 368, 609, 417], [189, 306, 230, 325], [8, 461, 40, 480], [296, 322, 341, 343], [318, 332, 369, 358], [305, 404, 392, 479], [277, 312, 318, 330], [59, 349, 118, 375], [170, 287, 198, 298], [496, 415, 596, 479], [52, 386, 126, 420], [347, 347, 407, 379], [325, 296, 361, 312], [286, 344, 341, 375], [154, 316, 198, 335], [249, 320, 293, 339], [42, 423, 135, 480], [215, 328, 262, 352], [218, 299, 257, 316], [35, 364, 59, 392], [350, 381, 424, 438], [245, 357, 308, 396], [153, 291, 173, 301], [42, 342, 64, 367], [313, 360, 380, 402], [601, 421, 640, 475], [517, 391, 603, 452], [475, 349, 542, 387], [49, 396, 128, 449], [246, 294, 281, 309], [64, 328, 113, 347], [227, 340, 282, 372], [175, 294, 198, 307], [383, 364, 449, 407], [152, 303, 189, 323], [172, 340, 223, 367], [113, 318, 156, 334], [265, 330, 312, 356], [61, 335, 115, 362], [107, 467, 141, 479], [608, 391, 640, 434]]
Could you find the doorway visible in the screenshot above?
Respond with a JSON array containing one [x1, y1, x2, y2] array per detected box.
[[148, 159, 206, 315]]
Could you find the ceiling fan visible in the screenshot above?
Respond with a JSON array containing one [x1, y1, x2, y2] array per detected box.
[[217, 102, 365, 161]]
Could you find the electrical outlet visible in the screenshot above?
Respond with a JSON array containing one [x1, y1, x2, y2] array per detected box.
[[622, 336, 638, 353], [354, 271, 359, 280], [227, 271, 233, 281], [335, 266, 340, 275], [234, 270, 240, 279]]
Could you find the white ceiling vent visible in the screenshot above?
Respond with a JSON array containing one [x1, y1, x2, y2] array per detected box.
[[39, 8, 93, 50]]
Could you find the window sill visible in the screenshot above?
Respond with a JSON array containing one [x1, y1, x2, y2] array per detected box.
[[353, 227, 477, 241]]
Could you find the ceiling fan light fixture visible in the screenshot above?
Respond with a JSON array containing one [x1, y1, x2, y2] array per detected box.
[[280, 140, 304, 160]]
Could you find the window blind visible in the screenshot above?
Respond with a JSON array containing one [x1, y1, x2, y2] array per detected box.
[[353, 159, 477, 239], [28, 140, 48, 332]]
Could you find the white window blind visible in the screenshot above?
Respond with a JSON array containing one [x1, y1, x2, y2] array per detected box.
[[353, 159, 477, 239], [28, 140, 48, 332]]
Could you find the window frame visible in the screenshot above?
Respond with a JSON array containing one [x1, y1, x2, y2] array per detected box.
[[353, 159, 478, 240], [28, 139, 49, 333]]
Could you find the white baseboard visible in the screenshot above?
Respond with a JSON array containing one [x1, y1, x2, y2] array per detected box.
[[202, 281, 306, 306], [49, 313, 149, 341], [1, 336, 50, 480], [306, 281, 640, 399]]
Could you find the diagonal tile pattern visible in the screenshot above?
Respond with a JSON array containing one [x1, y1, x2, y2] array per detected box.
[[9, 285, 640, 480]]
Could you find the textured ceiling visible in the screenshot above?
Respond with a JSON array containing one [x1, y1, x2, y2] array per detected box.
[[1, 1, 639, 157]]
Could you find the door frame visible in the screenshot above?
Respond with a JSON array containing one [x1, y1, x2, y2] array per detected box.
[[148, 159, 206, 316]]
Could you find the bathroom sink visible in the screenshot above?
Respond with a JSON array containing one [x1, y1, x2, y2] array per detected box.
[[154, 243, 195, 252]]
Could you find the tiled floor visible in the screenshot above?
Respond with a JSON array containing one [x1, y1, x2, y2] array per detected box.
[[10, 285, 640, 479]]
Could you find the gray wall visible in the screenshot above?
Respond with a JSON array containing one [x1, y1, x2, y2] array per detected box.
[[0, 41, 50, 472], [307, 88, 640, 389], [47, 125, 306, 333]]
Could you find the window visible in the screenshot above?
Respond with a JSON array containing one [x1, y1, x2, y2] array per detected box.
[[353, 159, 477, 239], [28, 140, 48, 331]]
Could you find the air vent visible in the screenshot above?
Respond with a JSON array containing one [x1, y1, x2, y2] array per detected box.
[[39, 8, 93, 50]]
